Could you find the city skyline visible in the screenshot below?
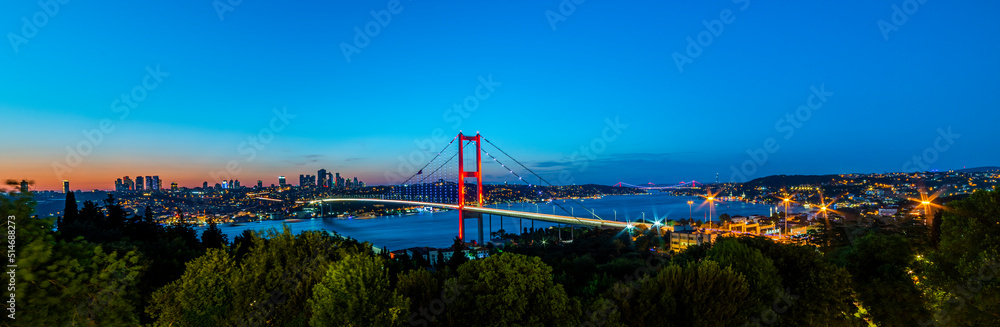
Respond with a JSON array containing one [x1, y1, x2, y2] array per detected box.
[[44, 169, 368, 192], [3, 1, 999, 191]]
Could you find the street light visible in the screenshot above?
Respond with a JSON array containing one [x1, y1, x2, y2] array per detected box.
[[908, 189, 941, 225], [687, 200, 694, 219], [706, 196, 716, 224], [783, 197, 791, 238]]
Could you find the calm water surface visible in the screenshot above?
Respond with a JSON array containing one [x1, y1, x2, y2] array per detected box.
[[197, 194, 802, 250]]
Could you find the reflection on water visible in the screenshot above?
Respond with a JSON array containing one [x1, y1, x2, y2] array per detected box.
[[197, 194, 800, 250]]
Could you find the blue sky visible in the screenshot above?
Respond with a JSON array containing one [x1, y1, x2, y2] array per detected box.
[[2, 0, 998, 190]]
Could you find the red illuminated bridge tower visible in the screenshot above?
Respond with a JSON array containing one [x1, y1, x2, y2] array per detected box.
[[457, 132, 484, 243]]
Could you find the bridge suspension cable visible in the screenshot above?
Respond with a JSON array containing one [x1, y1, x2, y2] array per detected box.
[[415, 141, 468, 185], [480, 136, 605, 221], [399, 134, 459, 186], [479, 146, 592, 226]]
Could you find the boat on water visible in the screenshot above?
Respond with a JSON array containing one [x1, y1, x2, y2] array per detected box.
[[285, 219, 303, 223], [357, 213, 377, 220]]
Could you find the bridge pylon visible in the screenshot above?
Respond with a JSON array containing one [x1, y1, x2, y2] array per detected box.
[[457, 132, 484, 243]]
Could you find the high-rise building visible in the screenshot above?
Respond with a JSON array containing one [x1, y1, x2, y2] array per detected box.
[[318, 169, 327, 187], [63, 180, 70, 193], [124, 176, 134, 191], [327, 172, 333, 187], [257, 180, 263, 189], [146, 176, 154, 190], [136, 176, 145, 191], [222, 180, 229, 189], [152, 176, 161, 190], [299, 174, 317, 187], [279, 176, 286, 187], [335, 172, 342, 188], [19, 180, 29, 193], [115, 178, 123, 192], [203, 181, 209, 189], [234, 180, 240, 188], [171, 182, 178, 190]]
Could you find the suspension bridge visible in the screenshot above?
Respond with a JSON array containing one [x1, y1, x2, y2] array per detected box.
[[614, 181, 703, 190], [304, 133, 631, 243]]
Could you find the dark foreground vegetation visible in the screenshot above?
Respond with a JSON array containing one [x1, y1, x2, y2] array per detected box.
[[1, 181, 997, 326]]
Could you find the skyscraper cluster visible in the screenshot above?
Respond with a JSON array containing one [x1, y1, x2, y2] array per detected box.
[[208, 179, 242, 190], [115, 175, 161, 191], [299, 174, 317, 187], [301, 169, 364, 189], [281, 170, 365, 188]]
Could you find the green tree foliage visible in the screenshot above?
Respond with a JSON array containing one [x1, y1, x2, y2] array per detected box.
[[552, 254, 598, 298], [201, 222, 229, 249], [148, 248, 236, 326], [235, 228, 371, 326], [62, 190, 78, 227], [669, 242, 711, 266], [925, 189, 1000, 326], [446, 236, 469, 271], [840, 232, 930, 326], [444, 253, 581, 326], [148, 227, 372, 326], [308, 255, 409, 327], [602, 260, 750, 327], [706, 238, 784, 321], [231, 229, 258, 264], [2, 190, 146, 326], [734, 236, 856, 326], [396, 268, 440, 315]]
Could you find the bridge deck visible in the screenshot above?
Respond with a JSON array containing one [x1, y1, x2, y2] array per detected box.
[[306, 198, 628, 229]]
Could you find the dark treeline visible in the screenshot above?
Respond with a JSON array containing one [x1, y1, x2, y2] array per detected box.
[[2, 180, 998, 326]]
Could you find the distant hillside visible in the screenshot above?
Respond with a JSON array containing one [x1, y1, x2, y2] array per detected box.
[[744, 175, 841, 188], [955, 166, 1000, 173]]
